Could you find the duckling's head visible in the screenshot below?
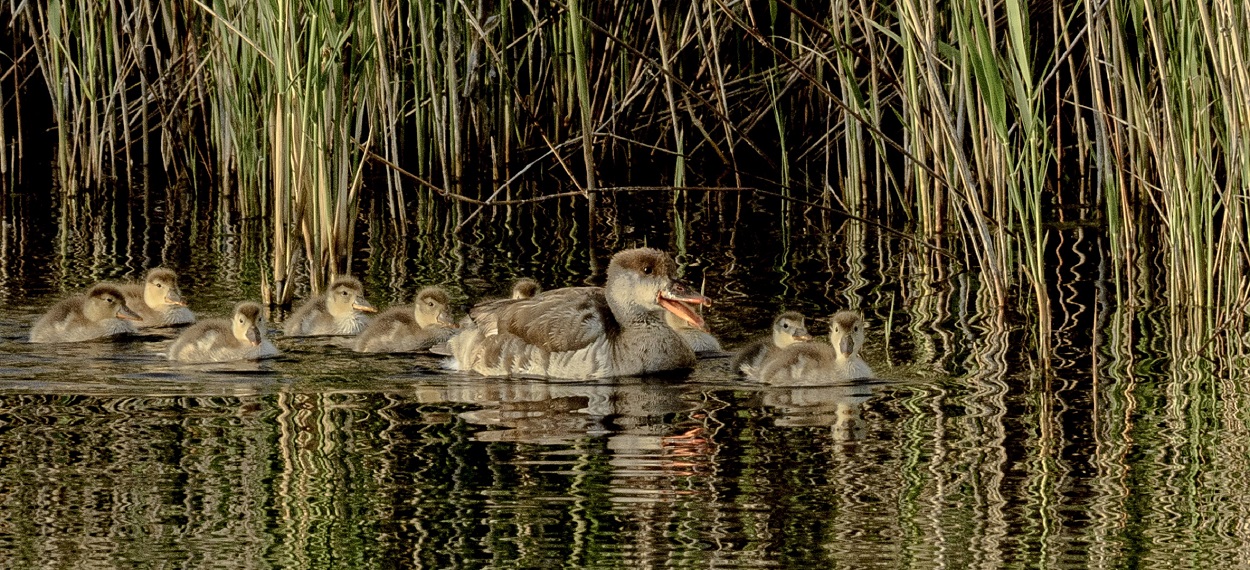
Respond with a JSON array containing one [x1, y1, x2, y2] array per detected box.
[[606, 248, 709, 326], [85, 284, 142, 323], [232, 301, 265, 346], [413, 286, 456, 328], [143, 268, 186, 308], [325, 276, 375, 317], [828, 310, 866, 361], [772, 311, 812, 347], [510, 278, 541, 300]]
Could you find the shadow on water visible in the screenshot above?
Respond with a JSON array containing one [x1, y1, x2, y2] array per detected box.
[[1, 186, 1248, 568]]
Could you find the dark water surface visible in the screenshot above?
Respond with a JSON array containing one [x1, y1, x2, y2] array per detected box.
[[0, 190, 1245, 568]]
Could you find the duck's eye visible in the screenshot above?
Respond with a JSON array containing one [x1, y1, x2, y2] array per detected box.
[[341, 290, 349, 296], [782, 323, 790, 330], [643, 265, 652, 275]]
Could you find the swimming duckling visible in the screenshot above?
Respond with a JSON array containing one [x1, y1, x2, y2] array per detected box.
[[757, 310, 874, 385], [118, 268, 195, 327], [354, 286, 459, 353], [29, 284, 142, 343], [732, 311, 811, 377], [449, 247, 710, 379], [283, 276, 376, 336], [168, 302, 279, 363], [510, 278, 542, 300]]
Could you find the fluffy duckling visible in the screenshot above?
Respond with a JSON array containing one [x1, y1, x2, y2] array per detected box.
[[757, 310, 874, 385], [732, 311, 811, 377], [168, 302, 279, 363], [354, 286, 459, 353], [283, 276, 376, 336], [449, 248, 710, 379], [119, 268, 195, 327], [510, 278, 542, 300], [29, 284, 142, 343]]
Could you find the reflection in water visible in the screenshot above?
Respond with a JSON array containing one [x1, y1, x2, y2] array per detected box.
[[1, 190, 1250, 567]]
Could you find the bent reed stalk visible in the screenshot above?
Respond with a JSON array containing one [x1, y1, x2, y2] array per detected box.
[[5, 1, 1250, 362]]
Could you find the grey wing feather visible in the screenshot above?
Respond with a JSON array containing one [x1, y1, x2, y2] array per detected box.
[[731, 337, 770, 375], [482, 287, 611, 353], [283, 298, 325, 336]]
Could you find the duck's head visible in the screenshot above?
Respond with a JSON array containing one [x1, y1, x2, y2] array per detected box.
[[772, 311, 812, 347], [414, 286, 457, 328], [232, 301, 265, 346], [606, 248, 709, 327], [85, 284, 142, 323], [828, 310, 866, 360], [143, 268, 186, 308], [326, 276, 375, 317], [510, 278, 542, 300]]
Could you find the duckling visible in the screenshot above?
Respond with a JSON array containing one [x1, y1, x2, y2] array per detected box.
[[168, 302, 279, 363], [449, 247, 711, 379], [29, 284, 142, 343], [757, 310, 874, 385], [511, 278, 542, 300], [118, 268, 195, 327], [354, 286, 459, 353], [283, 276, 376, 336], [732, 311, 811, 377]]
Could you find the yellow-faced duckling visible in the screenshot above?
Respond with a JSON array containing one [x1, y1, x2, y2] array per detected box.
[[449, 248, 710, 379], [29, 284, 142, 343], [757, 310, 874, 385], [119, 268, 195, 327], [283, 276, 376, 337], [354, 286, 459, 353], [168, 302, 279, 363], [732, 311, 811, 377]]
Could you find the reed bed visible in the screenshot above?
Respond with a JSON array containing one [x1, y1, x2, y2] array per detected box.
[[3, 0, 1250, 362]]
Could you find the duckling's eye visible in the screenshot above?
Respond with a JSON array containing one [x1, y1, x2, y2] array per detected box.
[[642, 265, 652, 275], [341, 290, 349, 296], [782, 323, 790, 330]]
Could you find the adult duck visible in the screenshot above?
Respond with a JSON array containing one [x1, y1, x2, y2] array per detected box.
[[732, 311, 811, 377], [29, 284, 142, 343], [354, 286, 458, 353], [757, 310, 873, 384], [283, 276, 376, 336], [449, 248, 710, 379], [168, 302, 279, 363]]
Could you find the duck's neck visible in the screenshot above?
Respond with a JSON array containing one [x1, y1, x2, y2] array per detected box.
[[606, 297, 661, 329]]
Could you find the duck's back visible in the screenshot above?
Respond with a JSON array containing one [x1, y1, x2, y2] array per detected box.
[[284, 298, 368, 336], [758, 342, 837, 385], [355, 307, 456, 353], [169, 319, 278, 363], [30, 297, 134, 343], [731, 337, 773, 377]]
